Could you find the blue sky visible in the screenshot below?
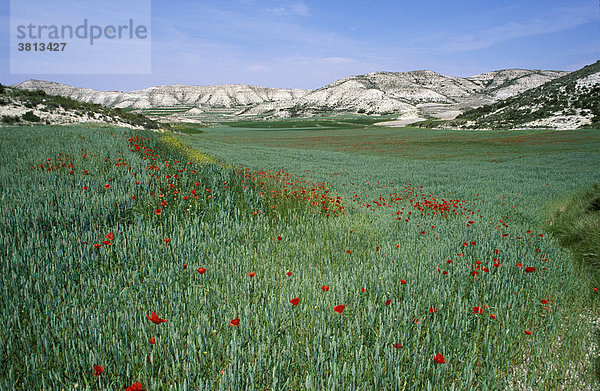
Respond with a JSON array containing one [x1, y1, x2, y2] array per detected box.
[[1, 0, 599, 91]]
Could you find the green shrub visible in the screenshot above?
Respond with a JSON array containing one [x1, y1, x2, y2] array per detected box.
[[1, 115, 20, 124], [22, 111, 41, 122]]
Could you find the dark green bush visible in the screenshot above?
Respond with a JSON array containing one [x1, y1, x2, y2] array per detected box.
[[2, 115, 20, 124], [22, 111, 41, 122]]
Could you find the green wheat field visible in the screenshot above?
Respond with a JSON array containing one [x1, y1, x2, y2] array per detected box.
[[2, 122, 600, 390]]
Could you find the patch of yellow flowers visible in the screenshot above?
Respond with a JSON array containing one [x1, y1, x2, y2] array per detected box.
[[161, 134, 216, 165]]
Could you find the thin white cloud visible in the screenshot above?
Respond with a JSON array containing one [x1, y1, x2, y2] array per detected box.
[[151, 3, 356, 57], [320, 57, 356, 64], [266, 1, 310, 17], [245, 64, 270, 72], [439, 4, 598, 53], [290, 2, 310, 17]]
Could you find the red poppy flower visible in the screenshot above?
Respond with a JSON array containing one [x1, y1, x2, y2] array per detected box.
[[103, 240, 111, 246], [125, 383, 143, 391], [524, 267, 536, 273], [541, 299, 548, 304], [93, 244, 101, 249], [164, 238, 171, 243], [131, 194, 136, 199], [150, 337, 156, 344], [247, 272, 256, 277], [104, 184, 111, 189], [105, 233, 114, 240], [524, 330, 532, 335], [392, 342, 403, 349], [385, 299, 391, 306], [489, 314, 496, 319], [197, 268, 206, 274], [321, 285, 330, 291], [516, 263, 523, 268], [347, 250, 352, 254], [146, 355, 151, 363], [91, 365, 104, 376], [429, 307, 435, 313], [361, 287, 365, 293], [287, 271, 292, 276], [155, 208, 161, 215], [147, 311, 168, 324], [434, 353, 445, 364], [277, 236, 282, 241], [82, 186, 88, 190], [290, 298, 300, 306], [230, 318, 240, 327], [400, 279, 406, 285], [472, 306, 483, 314], [183, 263, 187, 270], [334, 305, 345, 314]]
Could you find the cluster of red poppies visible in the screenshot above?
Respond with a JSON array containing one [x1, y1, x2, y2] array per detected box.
[[236, 168, 345, 217]]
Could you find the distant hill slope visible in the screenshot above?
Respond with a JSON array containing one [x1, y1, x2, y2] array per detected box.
[[419, 60, 600, 130], [13, 80, 310, 109], [0, 84, 160, 128], [12, 69, 567, 121], [243, 69, 567, 118]]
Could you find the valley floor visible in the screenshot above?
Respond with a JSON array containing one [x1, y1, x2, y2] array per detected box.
[[2, 123, 600, 389]]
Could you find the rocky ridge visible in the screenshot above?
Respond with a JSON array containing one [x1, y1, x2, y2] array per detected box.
[[241, 69, 567, 119], [0, 86, 160, 128], [12, 68, 569, 123], [13, 80, 309, 110], [424, 60, 600, 130]]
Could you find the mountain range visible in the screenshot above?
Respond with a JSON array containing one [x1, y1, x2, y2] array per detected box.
[[9, 61, 600, 129], [13, 68, 566, 120]]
